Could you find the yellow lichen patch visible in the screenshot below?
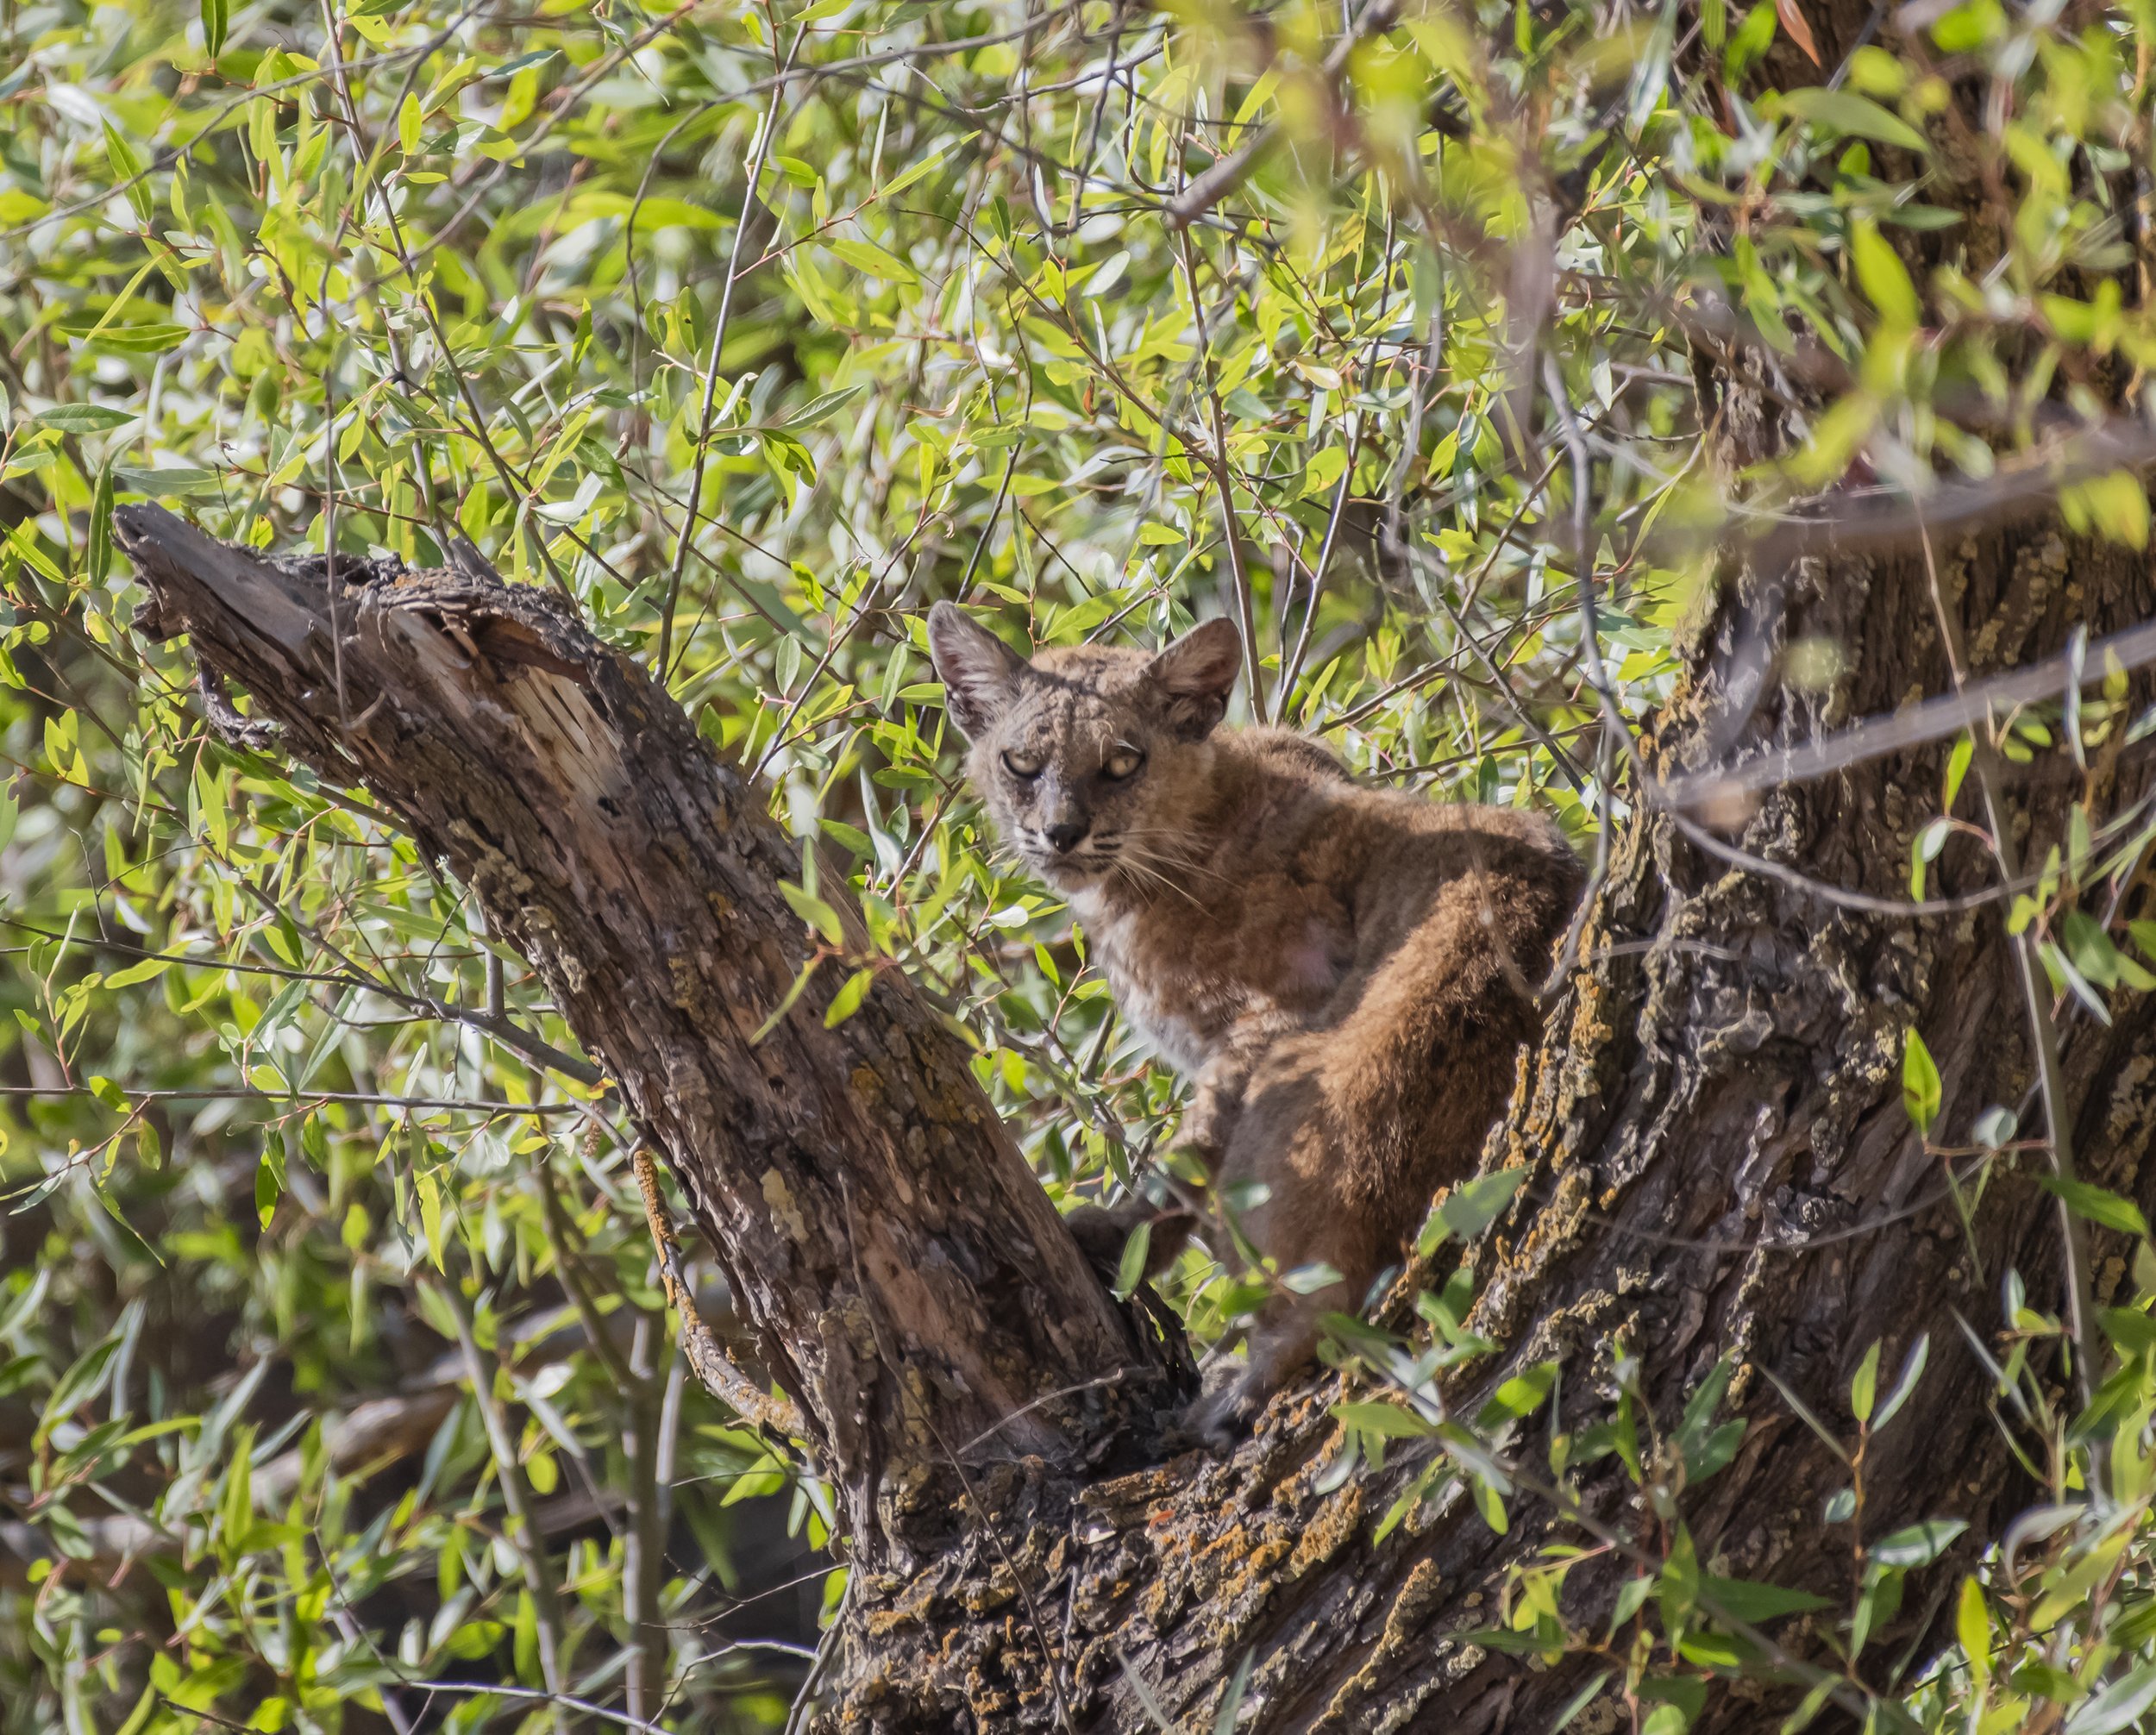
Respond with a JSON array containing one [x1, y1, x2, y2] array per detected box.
[[962, 1571, 1018, 1615], [1310, 1555, 1446, 1732], [1287, 1481, 1364, 1581], [667, 954, 700, 1011], [862, 1576, 940, 1638], [2107, 1054, 2154, 1139], [761, 1167, 810, 1242]]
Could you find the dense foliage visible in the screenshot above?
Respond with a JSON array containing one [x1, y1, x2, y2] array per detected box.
[[7, 0, 2156, 1726]]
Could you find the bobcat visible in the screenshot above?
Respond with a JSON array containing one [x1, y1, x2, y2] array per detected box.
[[927, 604, 1583, 1441]]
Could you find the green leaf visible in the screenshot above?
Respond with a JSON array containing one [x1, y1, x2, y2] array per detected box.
[[1902, 1029, 1940, 1134], [1943, 736, 1974, 811], [1701, 1574, 1833, 1622], [785, 385, 868, 429], [219, 1423, 255, 1547], [827, 237, 915, 283], [1849, 219, 1921, 329], [2064, 1663, 2156, 1734], [40, 1337, 122, 1440], [1212, 1650, 1256, 1735], [2102, 1306, 2156, 1357], [1849, 1339, 1880, 1424], [1110, 1218, 1153, 1300], [397, 93, 423, 155], [256, 1130, 285, 1230], [1777, 88, 1931, 153], [1871, 1517, 1966, 1568], [416, 1164, 445, 1269], [1301, 446, 1349, 499], [1332, 1400, 1433, 1439], [1954, 1575, 1990, 1680], [2062, 471, 2153, 552], [201, 0, 228, 57], [1778, 1679, 1837, 1734], [85, 458, 114, 584], [103, 124, 154, 224], [1476, 1361, 1557, 1426], [823, 967, 872, 1027], [1421, 1166, 1530, 1252], [2041, 1176, 2150, 1238], [72, 323, 190, 354], [115, 466, 220, 495], [780, 880, 846, 946], [1871, 1333, 1929, 1431], [33, 403, 135, 433], [751, 958, 822, 1044], [1552, 1673, 1613, 1732]]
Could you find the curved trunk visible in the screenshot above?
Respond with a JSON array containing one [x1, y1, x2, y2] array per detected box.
[[121, 488, 2156, 1733], [114, 505, 1177, 1573]]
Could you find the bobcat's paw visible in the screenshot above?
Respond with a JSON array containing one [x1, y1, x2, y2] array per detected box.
[[1165, 1374, 1268, 1454]]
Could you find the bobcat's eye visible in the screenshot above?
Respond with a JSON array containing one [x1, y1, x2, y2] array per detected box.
[[1001, 750, 1044, 780], [1101, 748, 1144, 781]]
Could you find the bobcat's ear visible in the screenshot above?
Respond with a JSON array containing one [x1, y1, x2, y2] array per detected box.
[[1146, 617, 1241, 739], [927, 602, 1029, 738]]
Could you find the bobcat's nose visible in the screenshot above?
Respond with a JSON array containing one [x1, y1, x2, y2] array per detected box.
[[1044, 821, 1088, 855]]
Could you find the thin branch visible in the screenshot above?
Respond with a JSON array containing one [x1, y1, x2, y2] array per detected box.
[[1912, 512, 2099, 1416], [1662, 605, 2156, 814], [1176, 231, 1263, 705], [0, 1082, 580, 1112], [631, 1148, 807, 1437], [1164, 0, 1402, 229], [426, 1276, 571, 1698], [657, 24, 806, 677]]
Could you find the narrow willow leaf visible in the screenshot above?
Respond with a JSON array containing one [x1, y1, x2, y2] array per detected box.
[[1902, 1029, 1941, 1134]]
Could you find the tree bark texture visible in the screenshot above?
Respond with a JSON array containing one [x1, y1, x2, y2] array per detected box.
[[122, 469, 2156, 1735]]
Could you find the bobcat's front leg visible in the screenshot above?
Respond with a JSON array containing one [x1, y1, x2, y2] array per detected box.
[[1069, 1009, 1300, 1283], [1179, 1007, 1304, 1169]]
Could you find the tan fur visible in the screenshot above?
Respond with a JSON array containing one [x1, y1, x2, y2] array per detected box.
[[928, 604, 1583, 1437]]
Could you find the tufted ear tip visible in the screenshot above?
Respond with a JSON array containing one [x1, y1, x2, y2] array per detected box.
[[1145, 617, 1241, 737], [926, 604, 1028, 738], [1165, 618, 1241, 689]]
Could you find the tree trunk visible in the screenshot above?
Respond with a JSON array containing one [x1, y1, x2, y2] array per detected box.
[[118, 477, 2156, 1735]]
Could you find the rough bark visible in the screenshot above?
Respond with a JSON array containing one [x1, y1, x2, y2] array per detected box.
[[121, 479, 2156, 1735]]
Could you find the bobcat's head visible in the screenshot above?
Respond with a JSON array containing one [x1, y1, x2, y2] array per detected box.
[[926, 603, 1242, 892]]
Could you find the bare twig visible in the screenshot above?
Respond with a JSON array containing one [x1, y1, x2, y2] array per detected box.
[[631, 1148, 807, 1437], [1662, 604, 2156, 814], [1912, 512, 2099, 1415], [1177, 231, 1263, 705], [427, 1276, 570, 1704]]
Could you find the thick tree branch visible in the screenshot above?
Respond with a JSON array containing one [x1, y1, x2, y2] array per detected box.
[[116, 503, 1177, 1568]]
